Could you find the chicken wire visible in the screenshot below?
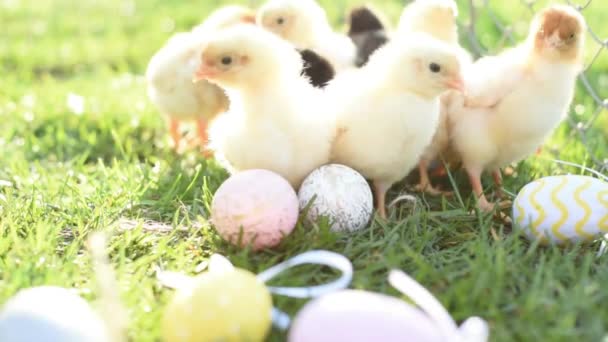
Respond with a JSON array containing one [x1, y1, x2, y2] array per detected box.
[[459, 0, 608, 174]]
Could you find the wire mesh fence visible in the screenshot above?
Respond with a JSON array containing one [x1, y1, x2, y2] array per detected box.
[[458, 0, 608, 174]]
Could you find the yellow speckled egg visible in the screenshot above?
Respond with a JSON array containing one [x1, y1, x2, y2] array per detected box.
[[513, 175, 608, 245], [162, 268, 272, 342]]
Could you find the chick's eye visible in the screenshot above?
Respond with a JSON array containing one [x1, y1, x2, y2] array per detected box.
[[277, 17, 285, 25], [221, 56, 233, 66], [429, 63, 441, 73], [569, 33, 575, 39]]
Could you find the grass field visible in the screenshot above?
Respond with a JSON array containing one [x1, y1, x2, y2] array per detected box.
[[1, 0, 608, 341]]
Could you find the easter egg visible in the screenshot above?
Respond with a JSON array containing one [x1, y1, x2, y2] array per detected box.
[[288, 290, 443, 342], [513, 175, 608, 245], [212, 169, 299, 250], [162, 268, 273, 342], [298, 164, 373, 232], [0, 286, 110, 342]]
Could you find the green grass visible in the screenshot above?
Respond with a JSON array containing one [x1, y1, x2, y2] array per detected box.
[[1, 0, 607, 341]]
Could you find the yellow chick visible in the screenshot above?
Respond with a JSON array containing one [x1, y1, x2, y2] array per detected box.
[[398, 0, 471, 195], [398, 0, 460, 44], [448, 5, 586, 211], [257, 0, 357, 72], [194, 25, 334, 189], [329, 33, 464, 218], [145, 6, 255, 153]]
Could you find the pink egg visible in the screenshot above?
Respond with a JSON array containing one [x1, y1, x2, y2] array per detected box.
[[288, 290, 443, 342], [211, 169, 299, 251]]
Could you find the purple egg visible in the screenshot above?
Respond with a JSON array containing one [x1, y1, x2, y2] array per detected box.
[[288, 290, 444, 342]]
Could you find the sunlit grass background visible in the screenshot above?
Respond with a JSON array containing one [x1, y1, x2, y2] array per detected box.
[[1, 0, 607, 341]]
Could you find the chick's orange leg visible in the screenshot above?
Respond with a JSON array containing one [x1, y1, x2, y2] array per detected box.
[[415, 159, 442, 196], [169, 119, 181, 152], [431, 164, 448, 177], [492, 168, 504, 197], [492, 168, 512, 208], [467, 167, 494, 212], [373, 181, 390, 219], [196, 118, 213, 158]]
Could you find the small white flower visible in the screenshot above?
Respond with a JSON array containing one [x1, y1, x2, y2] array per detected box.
[[23, 111, 34, 122], [152, 162, 161, 174], [21, 94, 36, 108], [67, 92, 85, 115]]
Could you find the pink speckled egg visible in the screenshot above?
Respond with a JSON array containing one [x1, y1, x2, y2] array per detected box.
[[211, 169, 299, 250], [288, 290, 444, 342]]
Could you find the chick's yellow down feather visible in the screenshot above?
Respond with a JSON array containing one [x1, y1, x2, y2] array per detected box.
[[145, 6, 255, 153], [448, 5, 586, 211], [257, 0, 356, 72], [399, 0, 459, 44], [196, 25, 335, 189], [398, 0, 471, 195], [328, 33, 464, 218]]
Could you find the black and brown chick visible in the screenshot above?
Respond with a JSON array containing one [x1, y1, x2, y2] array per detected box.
[[299, 49, 336, 88], [347, 6, 390, 67]]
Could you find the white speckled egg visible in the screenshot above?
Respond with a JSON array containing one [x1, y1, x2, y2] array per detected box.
[[513, 175, 608, 245], [0, 286, 110, 342], [298, 164, 373, 232]]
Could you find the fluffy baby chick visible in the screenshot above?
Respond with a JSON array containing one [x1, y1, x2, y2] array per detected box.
[[194, 25, 334, 189], [398, 0, 472, 64], [299, 49, 336, 88], [145, 6, 255, 153], [448, 5, 586, 212], [257, 0, 356, 71], [399, 0, 471, 195], [347, 5, 391, 67], [329, 33, 464, 218], [399, 0, 458, 44]]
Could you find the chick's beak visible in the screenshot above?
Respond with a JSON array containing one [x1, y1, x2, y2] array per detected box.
[[241, 14, 257, 24], [549, 41, 565, 49], [445, 76, 465, 92], [545, 34, 565, 49], [193, 63, 217, 82]]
